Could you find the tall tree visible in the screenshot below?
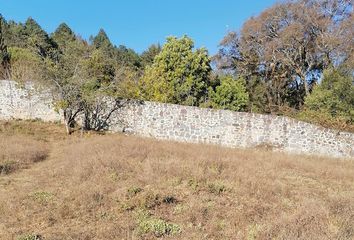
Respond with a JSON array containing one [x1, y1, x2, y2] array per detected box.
[[91, 29, 115, 58], [4, 20, 27, 48], [51, 23, 76, 51], [140, 36, 211, 106], [24, 17, 55, 58], [43, 37, 90, 134], [215, 0, 353, 112], [79, 49, 120, 130], [0, 15, 10, 78]]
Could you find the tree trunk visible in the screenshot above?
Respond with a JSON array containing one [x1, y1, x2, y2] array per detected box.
[[63, 110, 71, 135], [303, 78, 309, 96], [64, 120, 71, 135]]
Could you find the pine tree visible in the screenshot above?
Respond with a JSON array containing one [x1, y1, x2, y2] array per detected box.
[[52, 23, 76, 51], [4, 20, 27, 48], [0, 15, 10, 78], [91, 29, 115, 58], [24, 17, 55, 57]]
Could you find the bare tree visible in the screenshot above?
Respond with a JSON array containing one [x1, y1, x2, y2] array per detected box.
[[215, 0, 353, 112]]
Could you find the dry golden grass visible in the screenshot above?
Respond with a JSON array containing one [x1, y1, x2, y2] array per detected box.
[[0, 135, 49, 174], [0, 119, 65, 139], [0, 120, 353, 239]]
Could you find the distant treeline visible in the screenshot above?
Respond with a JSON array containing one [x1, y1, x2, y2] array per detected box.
[[0, 0, 353, 133]]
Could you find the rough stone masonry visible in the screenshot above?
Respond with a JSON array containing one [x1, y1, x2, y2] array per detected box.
[[1, 80, 353, 158]]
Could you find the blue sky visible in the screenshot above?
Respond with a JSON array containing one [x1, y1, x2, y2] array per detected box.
[[0, 0, 277, 54]]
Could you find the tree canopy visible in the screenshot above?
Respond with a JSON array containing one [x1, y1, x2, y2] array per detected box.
[[299, 69, 354, 130], [51, 23, 76, 51], [207, 76, 249, 111], [139, 36, 211, 106], [215, 0, 353, 113], [0, 0, 353, 133]]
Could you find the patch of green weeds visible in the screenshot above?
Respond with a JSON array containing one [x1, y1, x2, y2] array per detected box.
[[31, 191, 54, 203], [135, 210, 181, 237], [17, 234, 42, 240]]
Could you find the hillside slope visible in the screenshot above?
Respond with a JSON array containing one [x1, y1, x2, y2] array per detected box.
[[0, 121, 353, 240]]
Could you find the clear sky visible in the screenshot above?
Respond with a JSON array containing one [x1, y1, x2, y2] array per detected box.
[[0, 0, 277, 54]]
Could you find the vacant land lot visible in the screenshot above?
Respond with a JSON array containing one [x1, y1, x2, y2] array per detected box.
[[0, 120, 353, 240]]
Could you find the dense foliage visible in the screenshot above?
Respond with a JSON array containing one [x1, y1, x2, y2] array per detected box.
[[298, 69, 354, 131], [204, 76, 249, 111], [139, 36, 211, 106], [0, 0, 353, 132]]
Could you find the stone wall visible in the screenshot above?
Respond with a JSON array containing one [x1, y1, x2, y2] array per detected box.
[[1, 80, 353, 158], [0, 80, 61, 122], [110, 101, 354, 158]]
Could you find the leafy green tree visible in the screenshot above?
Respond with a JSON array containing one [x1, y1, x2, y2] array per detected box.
[[207, 76, 249, 111], [47, 40, 119, 133], [299, 69, 354, 131], [81, 49, 115, 84], [304, 69, 354, 119], [140, 36, 211, 106], [114, 66, 142, 99]]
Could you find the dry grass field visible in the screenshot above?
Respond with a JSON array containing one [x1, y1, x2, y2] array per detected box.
[[0, 120, 353, 240]]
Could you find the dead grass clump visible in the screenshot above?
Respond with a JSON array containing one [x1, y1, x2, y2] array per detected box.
[[0, 135, 49, 174], [0, 120, 65, 141], [259, 200, 332, 240]]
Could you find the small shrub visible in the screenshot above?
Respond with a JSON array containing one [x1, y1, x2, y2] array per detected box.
[[108, 171, 119, 181], [207, 75, 249, 111], [139, 192, 161, 209], [162, 195, 177, 204], [188, 178, 201, 191], [120, 191, 161, 211], [31, 191, 54, 203], [216, 219, 226, 231], [135, 210, 181, 237], [208, 182, 226, 195], [0, 161, 16, 175], [127, 186, 143, 198]]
